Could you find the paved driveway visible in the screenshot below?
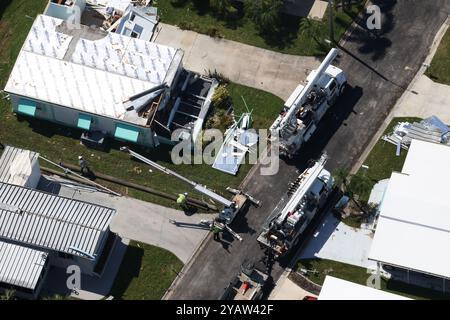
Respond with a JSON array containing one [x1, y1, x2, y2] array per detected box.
[[40, 175, 212, 264], [300, 213, 377, 270], [154, 23, 320, 100], [393, 75, 450, 123]]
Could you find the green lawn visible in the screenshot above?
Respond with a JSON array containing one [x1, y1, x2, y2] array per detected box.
[[0, 0, 284, 209], [109, 241, 183, 300], [349, 117, 422, 202], [426, 26, 450, 86], [339, 117, 421, 227], [157, 1, 365, 56], [297, 258, 450, 300]]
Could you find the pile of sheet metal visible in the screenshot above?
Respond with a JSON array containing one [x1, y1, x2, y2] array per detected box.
[[212, 112, 258, 176], [382, 116, 450, 150]]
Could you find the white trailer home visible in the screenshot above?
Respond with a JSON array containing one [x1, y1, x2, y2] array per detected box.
[[4, 14, 213, 148], [0, 146, 117, 299]]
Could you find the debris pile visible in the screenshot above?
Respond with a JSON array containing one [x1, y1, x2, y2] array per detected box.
[[212, 98, 258, 176], [382, 116, 450, 150]]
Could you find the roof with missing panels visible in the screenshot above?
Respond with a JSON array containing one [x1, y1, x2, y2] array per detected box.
[[4, 14, 183, 124], [0, 182, 116, 259], [0, 240, 48, 290]]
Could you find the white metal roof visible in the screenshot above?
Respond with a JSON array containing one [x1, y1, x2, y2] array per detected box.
[[369, 139, 450, 279], [4, 14, 181, 124], [0, 240, 48, 290], [0, 146, 39, 186], [0, 182, 116, 259], [319, 276, 410, 300]]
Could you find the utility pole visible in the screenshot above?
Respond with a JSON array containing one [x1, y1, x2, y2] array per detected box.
[[328, 0, 335, 42]]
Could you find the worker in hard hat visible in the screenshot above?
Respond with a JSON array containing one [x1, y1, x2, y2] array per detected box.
[[211, 218, 225, 241], [78, 156, 89, 176], [177, 192, 188, 211]]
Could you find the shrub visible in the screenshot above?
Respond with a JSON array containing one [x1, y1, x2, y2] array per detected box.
[[211, 85, 231, 109], [206, 109, 234, 132], [206, 69, 230, 84], [205, 27, 222, 38]]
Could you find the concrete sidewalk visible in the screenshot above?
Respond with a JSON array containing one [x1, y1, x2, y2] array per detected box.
[[300, 213, 377, 270], [39, 175, 213, 264], [269, 272, 316, 300], [392, 75, 450, 124], [154, 23, 320, 100]]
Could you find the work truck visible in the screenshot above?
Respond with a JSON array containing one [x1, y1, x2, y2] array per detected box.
[[270, 48, 346, 158], [257, 154, 333, 258]]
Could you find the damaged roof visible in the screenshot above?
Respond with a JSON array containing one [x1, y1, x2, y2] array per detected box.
[[4, 14, 183, 126]]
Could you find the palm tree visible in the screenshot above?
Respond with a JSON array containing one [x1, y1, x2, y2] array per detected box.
[[245, 0, 284, 33], [333, 168, 371, 214], [299, 18, 325, 43], [210, 0, 237, 18]]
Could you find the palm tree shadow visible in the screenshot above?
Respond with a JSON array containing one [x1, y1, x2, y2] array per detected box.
[[260, 14, 302, 50], [0, 0, 12, 20]]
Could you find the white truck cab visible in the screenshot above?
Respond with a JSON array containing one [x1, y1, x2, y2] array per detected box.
[[271, 49, 347, 158]]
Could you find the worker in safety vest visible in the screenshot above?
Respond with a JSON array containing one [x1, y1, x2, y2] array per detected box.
[[211, 219, 225, 241], [177, 192, 188, 210]]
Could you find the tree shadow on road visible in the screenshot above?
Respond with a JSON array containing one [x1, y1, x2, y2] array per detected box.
[[283, 84, 364, 173], [341, 0, 397, 62]]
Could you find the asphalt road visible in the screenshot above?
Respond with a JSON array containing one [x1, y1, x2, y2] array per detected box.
[[166, 0, 450, 300]]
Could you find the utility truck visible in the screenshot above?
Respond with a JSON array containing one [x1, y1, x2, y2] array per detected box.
[[220, 261, 268, 300], [270, 49, 346, 158], [257, 154, 333, 258]]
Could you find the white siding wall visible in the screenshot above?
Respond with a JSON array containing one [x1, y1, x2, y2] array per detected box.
[[44, 0, 86, 24], [10, 95, 156, 147]]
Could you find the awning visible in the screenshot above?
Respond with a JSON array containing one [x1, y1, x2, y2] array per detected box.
[[17, 99, 37, 116], [77, 114, 92, 130], [114, 123, 140, 143]]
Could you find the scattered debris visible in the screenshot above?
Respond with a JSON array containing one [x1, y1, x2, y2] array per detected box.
[[212, 97, 258, 176], [382, 116, 450, 150]]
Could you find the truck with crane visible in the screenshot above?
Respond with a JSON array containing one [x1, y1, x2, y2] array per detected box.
[[270, 48, 347, 158], [257, 154, 333, 258]]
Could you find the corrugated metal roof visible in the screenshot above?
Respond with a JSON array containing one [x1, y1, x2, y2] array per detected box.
[[0, 146, 39, 186], [369, 140, 450, 279], [0, 240, 48, 290], [4, 14, 181, 125], [0, 183, 116, 259]]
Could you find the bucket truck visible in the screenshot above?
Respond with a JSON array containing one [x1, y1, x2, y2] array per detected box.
[[257, 154, 333, 258], [270, 48, 347, 158]]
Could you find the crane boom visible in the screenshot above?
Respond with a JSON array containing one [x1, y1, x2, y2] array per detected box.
[[257, 154, 332, 257], [275, 154, 327, 225], [276, 48, 339, 133], [269, 48, 345, 158], [120, 147, 232, 207]]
